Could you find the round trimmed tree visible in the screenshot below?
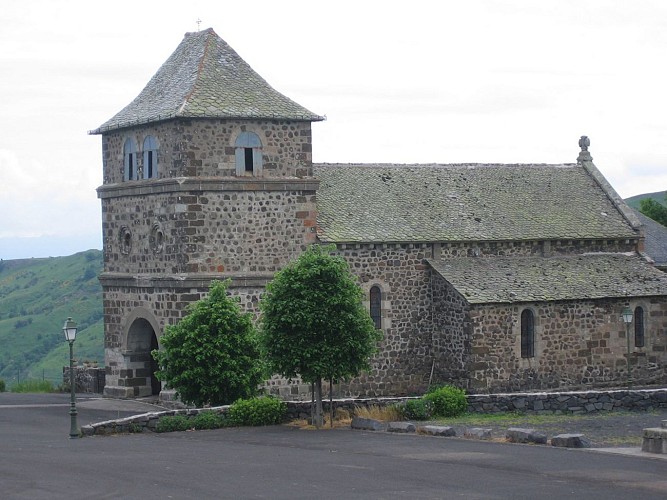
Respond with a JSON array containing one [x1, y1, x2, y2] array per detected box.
[[260, 245, 382, 426], [152, 280, 264, 407]]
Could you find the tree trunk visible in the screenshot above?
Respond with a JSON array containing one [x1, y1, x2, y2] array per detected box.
[[310, 381, 314, 425], [314, 377, 324, 428], [329, 376, 334, 428]]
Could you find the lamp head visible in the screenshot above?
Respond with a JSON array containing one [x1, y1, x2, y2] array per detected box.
[[621, 307, 633, 324], [63, 317, 77, 342]]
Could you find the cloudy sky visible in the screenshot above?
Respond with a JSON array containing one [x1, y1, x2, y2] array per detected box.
[[1, 0, 666, 260]]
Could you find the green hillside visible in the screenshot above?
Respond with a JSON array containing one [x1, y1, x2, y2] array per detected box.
[[625, 191, 666, 209], [0, 250, 104, 388]]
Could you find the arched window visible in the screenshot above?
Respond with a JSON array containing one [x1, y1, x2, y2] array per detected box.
[[143, 136, 158, 179], [370, 285, 382, 330], [520, 309, 535, 358], [123, 138, 137, 181], [634, 306, 645, 348], [235, 131, 262, 176]]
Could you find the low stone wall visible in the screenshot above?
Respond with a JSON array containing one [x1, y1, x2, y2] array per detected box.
[[467, 388, 667, 414], [81, 407, 229, 436], [80, 388, 667, 437]]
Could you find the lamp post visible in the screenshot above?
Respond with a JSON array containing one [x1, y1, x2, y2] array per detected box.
[[621, 307, 633, 389], [63, 317, 78, 439]]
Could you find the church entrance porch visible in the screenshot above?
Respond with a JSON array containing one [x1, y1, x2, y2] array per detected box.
[[104, 315, 162, 398]]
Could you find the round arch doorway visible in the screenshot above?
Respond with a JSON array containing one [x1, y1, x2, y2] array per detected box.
[[126, 318, 161, 397]]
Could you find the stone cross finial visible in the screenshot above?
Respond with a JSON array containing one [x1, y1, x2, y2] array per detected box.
[[196, 18, 202, 31], [577, 135, 592, 163]]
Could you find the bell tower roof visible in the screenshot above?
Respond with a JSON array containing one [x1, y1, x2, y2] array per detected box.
[[91, 28, 323, 134]]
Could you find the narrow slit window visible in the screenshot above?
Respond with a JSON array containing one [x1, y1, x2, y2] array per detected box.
[[143, 136, 158, 179], [244, 148, 253, 172], [370, 285, 382, 330], [123, 138, 137, 181], [521, 309, 535, 358], [634, 306, 645, 348]]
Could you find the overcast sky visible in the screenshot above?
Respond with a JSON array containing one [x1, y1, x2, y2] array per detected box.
[[2, 0, 666, 260]]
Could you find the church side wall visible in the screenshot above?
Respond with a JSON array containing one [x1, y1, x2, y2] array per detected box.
[[429, 272, 470, 387], [469, 297, 667, 393], [329, 244, 435, 397]]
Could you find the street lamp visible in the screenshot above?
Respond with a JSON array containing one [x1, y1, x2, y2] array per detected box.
[[621, 307, 633, 389], [62, 317, 78, 439]]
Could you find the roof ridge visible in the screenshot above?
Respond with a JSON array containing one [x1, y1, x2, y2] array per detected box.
[[179, 28, 213, 114]]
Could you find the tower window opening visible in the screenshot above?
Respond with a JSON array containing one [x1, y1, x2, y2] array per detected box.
[[147, 151, 154, 178], [123, 138, 138, 181], [235, 131, 263, 176], [244, 148, 253, 172], [143, 135, 158, 179]]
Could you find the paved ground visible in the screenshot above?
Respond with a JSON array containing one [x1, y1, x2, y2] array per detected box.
[[1, 393, 667, 499], [434, 409, 667, 449]]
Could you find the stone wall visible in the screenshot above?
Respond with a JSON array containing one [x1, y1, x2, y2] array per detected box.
[[98, 185, 317, 276], [468, 297, 667, 393], [467, 388, 667, 413], [101, 119, 314, 183], [429, 271, 470, 386], [80, 389, 667, 437], [331, 244, 435, 397]]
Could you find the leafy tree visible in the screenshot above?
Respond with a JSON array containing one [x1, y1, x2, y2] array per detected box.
[[260, 245, 382, 427], [152, 280, 265, 407], [639, 197, 667, 226]]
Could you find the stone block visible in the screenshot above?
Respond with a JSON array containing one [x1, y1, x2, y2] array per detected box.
[[642, 428, 667, 454], [550, 434, 590, 448], [464, 428, 493, 439], [506, 428, 547, 444], [351, 417, 386, 431], [80, 425, 95, 437], [387, 422, 416, 433], [417, 425, 456, 437]]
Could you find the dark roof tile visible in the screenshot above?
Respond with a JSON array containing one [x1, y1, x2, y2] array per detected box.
[[429, 253, 667, 304], [314, 163, 638, 242], [91, 28, 322, 134]]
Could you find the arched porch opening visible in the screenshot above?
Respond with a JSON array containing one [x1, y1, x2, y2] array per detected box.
[[125, 318, 161, 397]]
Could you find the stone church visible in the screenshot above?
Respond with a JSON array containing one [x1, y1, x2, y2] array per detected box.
[[91, 28, 667, 399]]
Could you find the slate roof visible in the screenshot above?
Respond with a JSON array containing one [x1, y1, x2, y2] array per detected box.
[[634, 209, 667, 268], [314, 163, 638, 243], [428, 253, 667, 304], [91, 28, 323, 134]]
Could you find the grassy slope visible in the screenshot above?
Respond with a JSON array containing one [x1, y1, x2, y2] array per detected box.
[[624, 191, 666, 209], [0, 250, 104, 387]]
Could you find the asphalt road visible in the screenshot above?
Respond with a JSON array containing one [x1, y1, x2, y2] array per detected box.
[[1, 393, 666, 499]]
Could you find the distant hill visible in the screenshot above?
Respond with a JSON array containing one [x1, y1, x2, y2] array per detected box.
[[625, 191, 666, 209], [0, 250, 103, 388]]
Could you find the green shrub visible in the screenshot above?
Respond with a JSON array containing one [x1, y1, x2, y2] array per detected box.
[[228, 397, 287, 426], [0, 379, 5, 392], [128, 423, 144, 433], [11, 379, 55, 393], [423, 385, 467, 417], [400, 399, 434, 420], [192, 410, 226, 430], [155, 415, 191, 433]]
